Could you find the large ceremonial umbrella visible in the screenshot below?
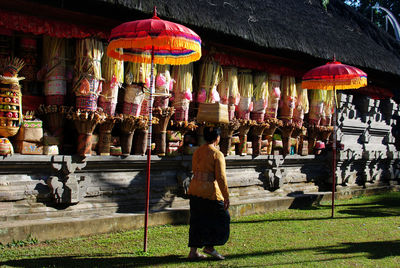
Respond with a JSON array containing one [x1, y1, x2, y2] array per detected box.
[[107, 7, 201, 251], [302, 58, 367, 218]]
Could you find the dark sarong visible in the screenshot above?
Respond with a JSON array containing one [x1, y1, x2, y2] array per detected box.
[[188, 195, 230, 248]]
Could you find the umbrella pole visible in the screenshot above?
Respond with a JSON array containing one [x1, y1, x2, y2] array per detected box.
[[144, 47, 155, 252], [331, 85, 337, 218]]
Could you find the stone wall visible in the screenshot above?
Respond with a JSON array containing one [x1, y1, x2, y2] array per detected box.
[[0, 154, 328, 221], [336, 94, 400, 190], [0, 93, 399, 223]]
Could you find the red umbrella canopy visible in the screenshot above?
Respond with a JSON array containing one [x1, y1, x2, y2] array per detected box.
[[301, 58, 367, 219], [107, 8, 201, 65], [302, 60, 367, 90]]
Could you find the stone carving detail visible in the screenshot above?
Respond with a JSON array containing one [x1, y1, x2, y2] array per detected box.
[[360, 130, 371, 143], [336, 160, 354, 185], [177, 170, 192, 196], [381, 99, 399, 159], [264, 156, 284, 190], [337, 94, 364, 159], [47, 156, 87, 204], [176, 160, 192, 196], [367, 159, 382, 184], [334, 93, 399, 188]]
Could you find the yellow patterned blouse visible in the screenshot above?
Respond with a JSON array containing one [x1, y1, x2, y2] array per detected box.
[[188, 144, 229, 201]]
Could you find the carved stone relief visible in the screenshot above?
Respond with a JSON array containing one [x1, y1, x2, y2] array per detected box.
[[47, 156, 87, 204]]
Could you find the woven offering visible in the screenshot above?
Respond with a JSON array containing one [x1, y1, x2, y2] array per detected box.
[[172, 64, 193, 122], [76, 94, 98, 111], [154, 64, 172, 109], [237, 69, 253, 120], [98, 115, 120, 155], [197, 102, 229, 124], [123, 84, 145, 116], [73, 38, 104, 112], [266, 74, 281, 119], [219, 119, 240, 156], [153, 107, 174, 156], [0, 57, 24, 138], [279, 76, 297, 123], [67, 110, 104, 156], [0, 137, 13, 155]]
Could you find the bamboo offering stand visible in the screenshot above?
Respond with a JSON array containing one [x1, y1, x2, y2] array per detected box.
[[281, 122, 295, 156], [252, 122, 270, 156], [297, 127, 308, 156], [152, 107, 174, 156], [307, 124, 321, 153], [291, 124, 305, 154], [237, 119, 257, 156], [220, 119, 240, 156], [120, 115, 140, 156], [319, 125, 334, 144], [133, 116, 159, 155], [98, 114, 121, 155], [263, 118, 283, 154], [169, 120, 197, 153], [67, 110, 104, 157], [37, 105, 73, 146]]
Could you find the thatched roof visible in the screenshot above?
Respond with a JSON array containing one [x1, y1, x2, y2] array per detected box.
[[82, 0, 400, 85], [32, 0, 400, 87]]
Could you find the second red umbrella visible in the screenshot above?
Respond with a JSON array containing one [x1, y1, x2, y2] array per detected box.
[[302, 58, 367, 218]]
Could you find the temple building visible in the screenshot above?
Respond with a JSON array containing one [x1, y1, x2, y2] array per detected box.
[[0, 0, 399, 243]]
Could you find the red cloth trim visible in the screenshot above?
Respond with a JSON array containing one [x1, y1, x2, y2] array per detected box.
[[0, 10, 108, 39], [209, 51, 304, 77], [354, 86, 394, 100], [302, 61, 367, 80]]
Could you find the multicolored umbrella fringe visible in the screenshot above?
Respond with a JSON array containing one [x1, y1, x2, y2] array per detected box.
[[107, 16, 201, 65], [302, 76, 367, 90], [302, 61, 367, 90]]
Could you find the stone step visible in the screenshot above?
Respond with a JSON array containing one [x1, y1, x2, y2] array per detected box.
[[2, 186, 396, 244], [0, 195, 304, 244], [1, 205, 120, 222], [0, 183, 318, 222]]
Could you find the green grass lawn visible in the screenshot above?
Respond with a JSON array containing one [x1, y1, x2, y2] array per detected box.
[[1, 192, 400, 267]]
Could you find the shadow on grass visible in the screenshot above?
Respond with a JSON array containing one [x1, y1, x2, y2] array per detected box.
[[2, 240, 399, 267], [0, 254, 186, 268], [338, 205, 400, 217], [233, 215, 341, 224], [320, 193, 400, 209], [318, 202, 378, 207], [315, 240, 400, 260], [234, 193, 400, 224], [232, 207, 400, 224]]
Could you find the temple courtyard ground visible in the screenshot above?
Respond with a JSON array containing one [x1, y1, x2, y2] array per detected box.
[[1, 192, 400, 267]]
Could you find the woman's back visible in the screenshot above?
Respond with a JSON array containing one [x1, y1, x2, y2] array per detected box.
[[188, 144, 228, 201]]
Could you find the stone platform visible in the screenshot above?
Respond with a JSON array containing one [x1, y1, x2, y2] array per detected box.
[[1, 94, 400, 244], [1, 183, 397, 244]]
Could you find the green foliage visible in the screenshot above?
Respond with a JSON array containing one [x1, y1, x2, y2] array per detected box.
[[322, 0, 330, 10], [344, 0, 400, 33], [6, 235, 38, 248], [1, 192, 400, 267]]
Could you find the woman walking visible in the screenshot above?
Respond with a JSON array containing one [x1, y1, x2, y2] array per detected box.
[[187, 126, 230, 260]]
